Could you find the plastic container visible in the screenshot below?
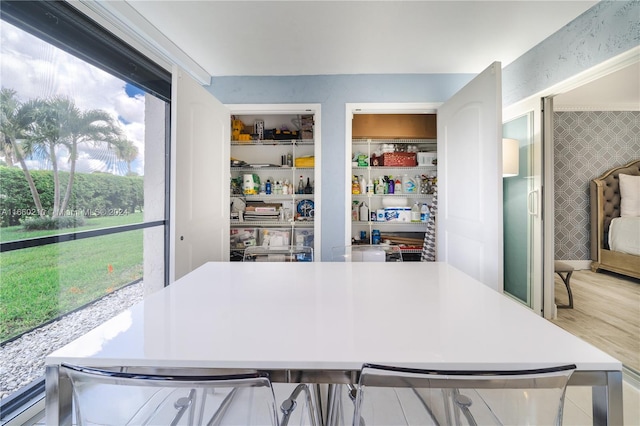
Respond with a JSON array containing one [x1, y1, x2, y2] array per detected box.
[[411, 202, 421, 222], [421, 203, 430, 222], [403, 175, 417, 193], [359, 202, 369, 222]]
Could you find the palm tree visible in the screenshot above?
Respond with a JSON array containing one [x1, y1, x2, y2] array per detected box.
[[0, 88, 46, 217], [2, 90, 125, 218], [48, 97, 123, 215], [113, 138, 139, 176]]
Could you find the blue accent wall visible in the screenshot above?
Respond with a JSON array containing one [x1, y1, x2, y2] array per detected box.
[[209, 0, 639, 259]]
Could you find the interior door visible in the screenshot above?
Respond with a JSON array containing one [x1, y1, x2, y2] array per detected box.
[[437, 62, 503, 291], [171, 67, 230, 282], [503, 97, 543, 315]]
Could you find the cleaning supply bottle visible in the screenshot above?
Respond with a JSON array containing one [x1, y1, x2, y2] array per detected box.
[[352, 175, 360, 194], [388, 176, 395, 194], [366, 179, 374, 195], [376, 177, 385, 195], [403, 174, 416, 193], [421, 203, 429, 222], [411, 202, 421, 222], [395, 176, 403, 193], [359, 202, 369, 222], [359, 175, 366, 194]]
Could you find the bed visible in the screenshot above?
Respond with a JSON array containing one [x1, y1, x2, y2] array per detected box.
[[590, 159, 640, 280]]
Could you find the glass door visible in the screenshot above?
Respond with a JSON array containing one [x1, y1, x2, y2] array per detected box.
[[503, 99, 543, 313]]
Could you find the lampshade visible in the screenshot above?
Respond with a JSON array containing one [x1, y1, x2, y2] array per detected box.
[[502, 138, 519, 177]]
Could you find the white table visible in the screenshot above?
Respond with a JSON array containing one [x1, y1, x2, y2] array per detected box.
[[45, 262, 623, 425]]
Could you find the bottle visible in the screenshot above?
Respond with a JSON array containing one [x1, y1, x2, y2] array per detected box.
[[274, 180, 282, 194], [359, 175, 366, 195], [415, 175, 422, 194], [366, 179, 374, 195], [359, 202, 369, 222], [298, 176, 304, 194], [411, 202, 421, 222], [421, 203, 429, 222], [286, 152, 293, 167], [352, 175, 360, 194], [388, 176, 395, 194], [265, 180, 272, 195], [305, 177, 312, 194], [282, 179, 289, 195], [372, 229, 381, 244], [376, 177, 385, 195], [403, 174, 416, 193], [395, 177, 403, 193]]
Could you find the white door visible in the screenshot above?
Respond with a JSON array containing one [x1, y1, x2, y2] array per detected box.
[[437, 62, 503, 291], [170, 67, 230, 282]]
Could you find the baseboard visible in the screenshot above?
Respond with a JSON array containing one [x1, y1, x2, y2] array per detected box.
[[623, 366, 640, 389], [558, 260, 591, 270]]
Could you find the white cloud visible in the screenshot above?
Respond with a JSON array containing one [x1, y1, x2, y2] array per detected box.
[[0, 20, 149, 176]]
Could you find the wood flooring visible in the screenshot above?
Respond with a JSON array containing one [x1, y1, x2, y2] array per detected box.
[[550, 269, 640, 373]]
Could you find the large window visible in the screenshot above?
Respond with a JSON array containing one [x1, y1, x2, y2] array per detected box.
[[0, 1, 170, 420]]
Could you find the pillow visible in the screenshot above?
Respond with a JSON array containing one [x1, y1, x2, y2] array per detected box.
[[619, 173, 640, 217]]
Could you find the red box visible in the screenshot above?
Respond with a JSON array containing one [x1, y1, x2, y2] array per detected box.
[[371, 152, 417, 167]]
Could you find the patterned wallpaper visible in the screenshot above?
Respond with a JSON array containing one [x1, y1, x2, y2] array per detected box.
[[554, 111, 640, 260]]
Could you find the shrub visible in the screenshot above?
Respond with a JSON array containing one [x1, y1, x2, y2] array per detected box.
[[0, 166, 143, 227], [22, 215, 86, 231]]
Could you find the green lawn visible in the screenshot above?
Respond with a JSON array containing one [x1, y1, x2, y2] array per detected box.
[[0, 214, 145, 342]]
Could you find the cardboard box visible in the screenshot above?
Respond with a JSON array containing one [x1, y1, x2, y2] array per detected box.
[[352, 114, 437, 139]]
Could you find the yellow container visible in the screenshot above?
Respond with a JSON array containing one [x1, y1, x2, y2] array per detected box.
[[295, 156, 314, 167]]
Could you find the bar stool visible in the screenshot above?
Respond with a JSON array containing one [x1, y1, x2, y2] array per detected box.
[[554, 260, 574, 309]]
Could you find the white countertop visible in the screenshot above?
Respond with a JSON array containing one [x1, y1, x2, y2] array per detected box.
[[46, 262, 621, 373]]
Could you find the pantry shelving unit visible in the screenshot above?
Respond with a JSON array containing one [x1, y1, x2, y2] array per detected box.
[[351, 139, 436, 256], [347, 111, 438, 261], [228, 105, 321, 261]]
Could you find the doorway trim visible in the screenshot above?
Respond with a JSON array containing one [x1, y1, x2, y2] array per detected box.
[[505, 46, 640, 319], [343, 103, 441, 247]]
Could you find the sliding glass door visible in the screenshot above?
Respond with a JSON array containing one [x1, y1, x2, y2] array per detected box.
[[503, 99, 543, 314]]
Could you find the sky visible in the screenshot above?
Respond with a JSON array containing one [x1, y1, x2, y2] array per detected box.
[[0, 20, 147, 176]]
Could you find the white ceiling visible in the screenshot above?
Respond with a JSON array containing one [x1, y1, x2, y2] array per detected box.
[[554, 62, 640, 110], [125, 0, 598, 77]]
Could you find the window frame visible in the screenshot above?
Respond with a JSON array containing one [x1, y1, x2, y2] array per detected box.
[[0, 0, 171, 421]]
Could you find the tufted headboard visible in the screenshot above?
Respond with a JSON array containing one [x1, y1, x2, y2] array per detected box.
[[590, 159, 640, 250]]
